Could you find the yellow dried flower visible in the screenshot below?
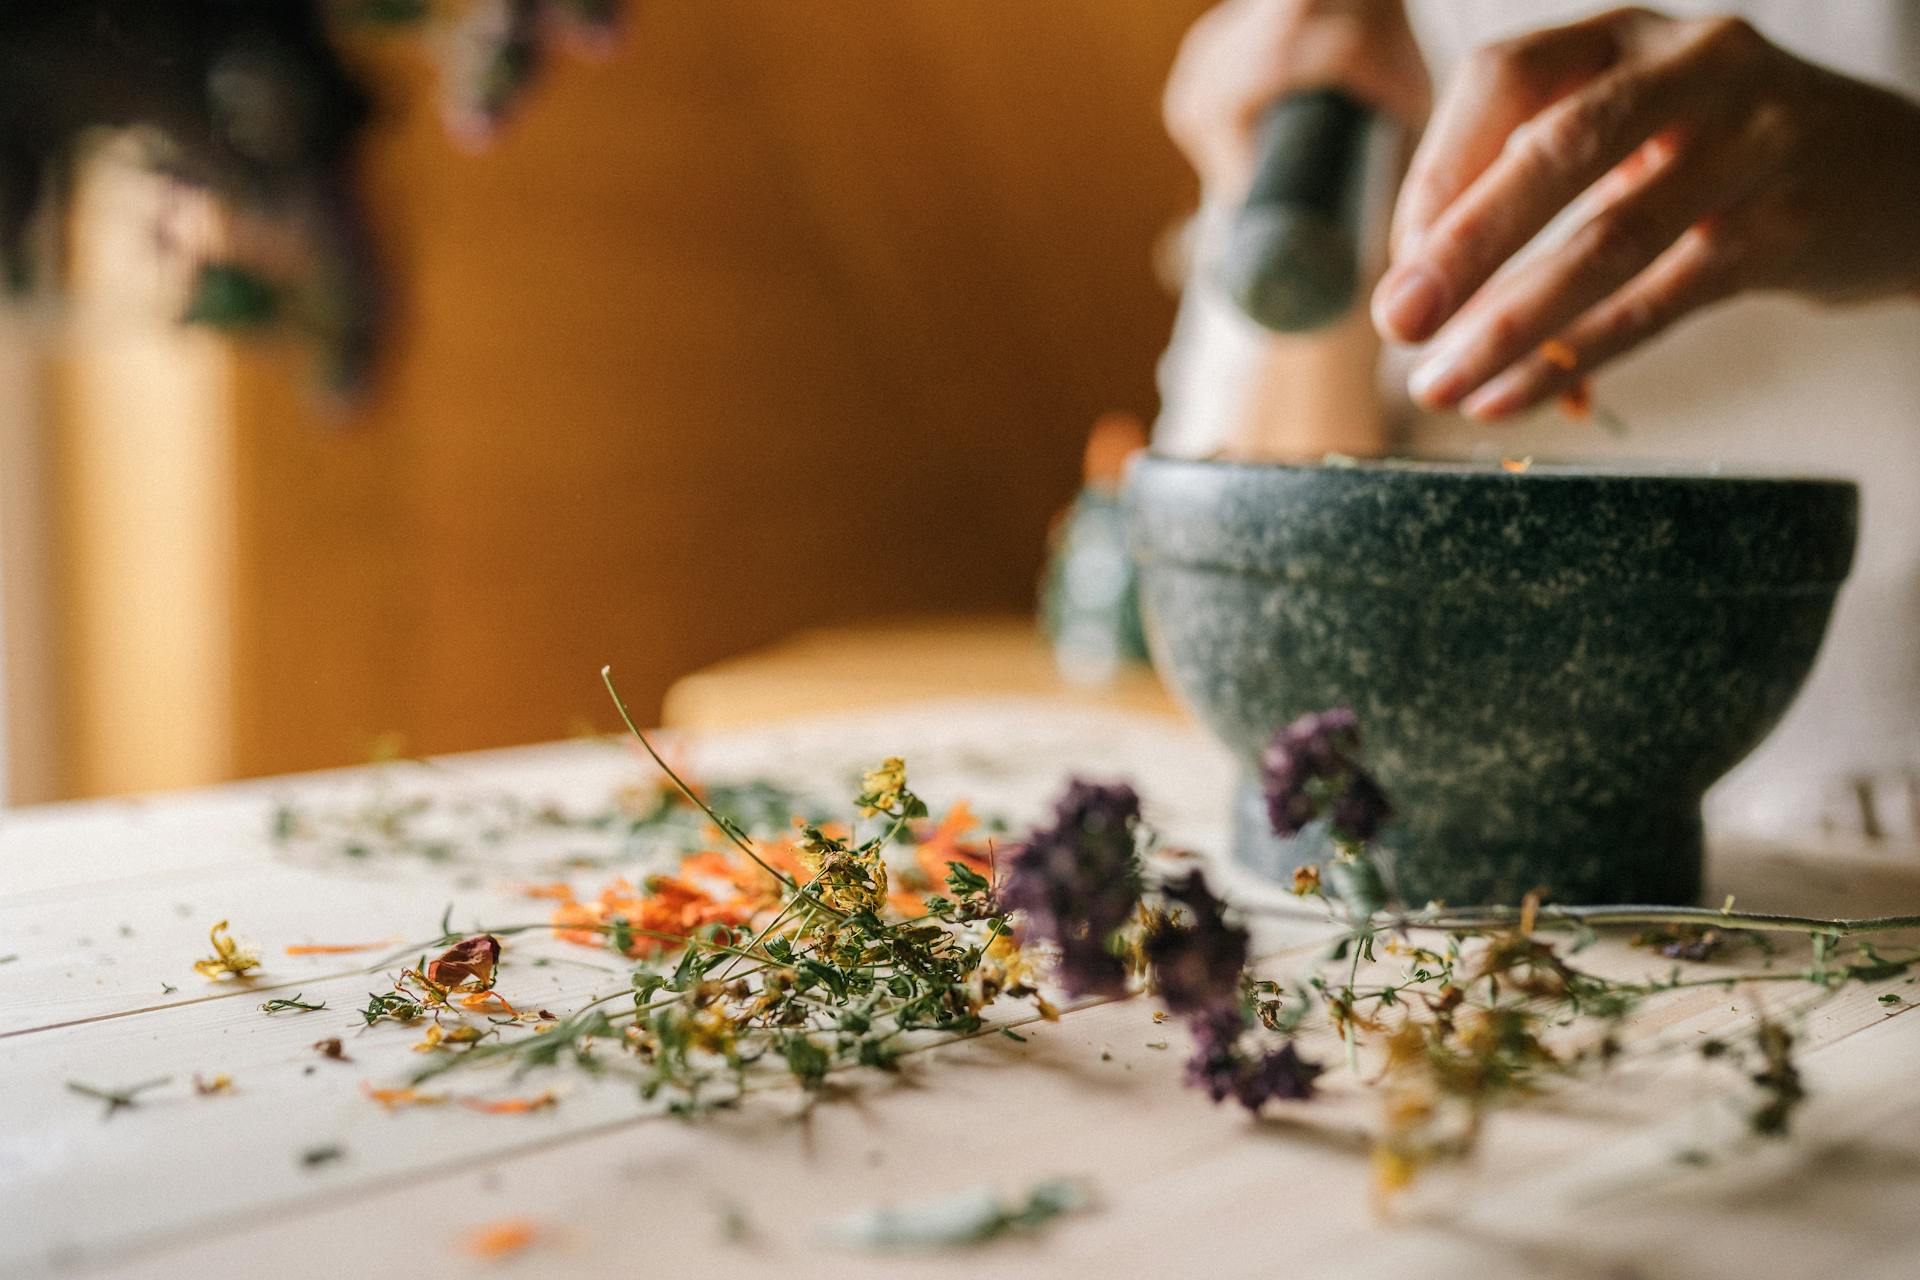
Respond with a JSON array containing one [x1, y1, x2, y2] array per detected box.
[[412, 1024, 486, 1053], [856, 757, 908, 817], [193, 920, 261, 981], [797, 825, 888, 918]]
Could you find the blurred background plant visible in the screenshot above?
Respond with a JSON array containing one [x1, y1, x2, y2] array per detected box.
[[0, 0, 621, 394], [0, 1, 1205, 804]]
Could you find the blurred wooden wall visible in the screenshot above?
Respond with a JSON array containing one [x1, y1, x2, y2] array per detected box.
[[42, 0, 1210, 798]]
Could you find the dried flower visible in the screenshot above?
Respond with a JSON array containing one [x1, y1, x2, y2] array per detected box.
[[413, 1024, 488, 1053], [313, 1038, 349, 1061], [425, 935, 501, 991], [1002, 781, 1142, 998], [193, 920, 261, 981], [1184, 1011, 1322, 1112], [1260, 709, 1391, 843], [797, 825, 889, 918], [856, 757, 910, 817], [193, 1073, 233, 1096], [1144, 871, 1248, 1020]]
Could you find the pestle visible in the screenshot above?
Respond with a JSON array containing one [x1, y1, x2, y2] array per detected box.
[[1213, 89, 1373, 334]]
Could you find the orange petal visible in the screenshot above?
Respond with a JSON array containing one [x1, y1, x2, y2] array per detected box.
[[462, 1218, 541, 1258], [1538, 338, 1579, 371], [461, 989, 519, 1015], [514, 882, 577, 901], [363, 1083, 447, 1110], [460, 1091, 557, 1114], [284, 939, 394, 955]]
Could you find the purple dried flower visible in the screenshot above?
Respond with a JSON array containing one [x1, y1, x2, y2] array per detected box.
[[1261, 707, 1391, 843], [1145, 871, 1248, 1019], [1184, 1010, 1323, 1112], [1002, 780, 1142, 999]]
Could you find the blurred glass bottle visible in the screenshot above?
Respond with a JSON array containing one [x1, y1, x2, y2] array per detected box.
[[1040, 412, 1150, 687]]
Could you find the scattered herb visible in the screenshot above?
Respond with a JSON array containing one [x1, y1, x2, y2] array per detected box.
[[360, 991, 426, 1025], [823, 1178, 1090, 1250], [67, 1077, 170, 1118], [301, 1145, 345, 1168], [283, 681, 1920, 1210], [193, 1074, 233, 1095], [314, 1037, 350, 1060], [261, 994, 328, 1014]]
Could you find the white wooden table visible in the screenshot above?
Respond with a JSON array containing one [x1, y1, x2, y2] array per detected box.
[[5, 700, 1920, 1279]]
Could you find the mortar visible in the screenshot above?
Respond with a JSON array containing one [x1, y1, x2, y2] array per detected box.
[[1126, 456, 1857, 905]]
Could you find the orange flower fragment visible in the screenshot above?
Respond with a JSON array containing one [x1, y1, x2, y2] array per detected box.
[[363, 1083, 448, 1110], [1538, 338, 1579, 371], [1557, 378, 1594, 420], [912, 802, 993, 890], [513, 882, 577, 901], [460, 1091, 557, 1114], [462, 1218, 540, 1258], [460, 989, 519, 1015], [284, 940, 394, 956], [1499, 456, 1533, 474], [551, 872, 759, 958]]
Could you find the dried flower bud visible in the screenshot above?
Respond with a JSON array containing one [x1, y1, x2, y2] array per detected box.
[[1002, 780, 1142, 998], [856, 757, 910, 817], [1184, 1010, 1322, 1112], [1260, 708, 1391, 843], [1144, 871, 1248, 1020]]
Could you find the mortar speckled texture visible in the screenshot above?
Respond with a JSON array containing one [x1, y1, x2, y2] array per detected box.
[[1127, 457, 1857, 906]]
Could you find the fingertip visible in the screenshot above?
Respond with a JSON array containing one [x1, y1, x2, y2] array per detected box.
[[1460, 386, 1523, 423], [1372, 266, 1446, 344]]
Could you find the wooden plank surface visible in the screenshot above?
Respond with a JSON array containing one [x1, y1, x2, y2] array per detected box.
[[5, 700, 1919, 1279]]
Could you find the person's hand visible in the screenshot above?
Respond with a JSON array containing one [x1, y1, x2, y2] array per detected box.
[[1165, 0, 1430, 199], [1372, 7, 1920, 421]]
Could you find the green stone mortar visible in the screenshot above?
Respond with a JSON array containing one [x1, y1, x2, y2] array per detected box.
[[1125, 456, 1858, 905]]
